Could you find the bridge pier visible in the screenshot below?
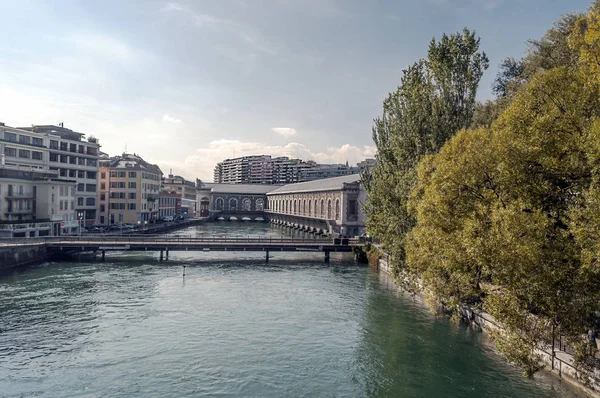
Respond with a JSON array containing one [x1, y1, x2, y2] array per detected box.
[[160, 250, 163, 262], [166, 248, 169, 261], [101, 250, 105, 262], [266, 250, 270, 263], [324, 251, 330, 263]]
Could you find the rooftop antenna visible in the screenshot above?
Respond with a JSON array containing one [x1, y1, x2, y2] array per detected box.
[[124, 143, 127, 154]]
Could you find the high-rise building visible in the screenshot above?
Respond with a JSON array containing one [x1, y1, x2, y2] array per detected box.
[[19, 124, 100, 226], [96, 153, 162, 226], [213, 155, 366, 185]]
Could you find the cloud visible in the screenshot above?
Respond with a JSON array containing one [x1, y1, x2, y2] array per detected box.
[[156, 138, 376, 181], [271, 127, 297, 137], [162, 114, 182, 124]]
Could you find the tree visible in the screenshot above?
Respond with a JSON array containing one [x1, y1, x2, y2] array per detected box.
[[406, 2, 600, 374], [364, 29, 488, 275]]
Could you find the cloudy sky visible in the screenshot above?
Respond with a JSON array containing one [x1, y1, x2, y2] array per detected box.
[[0, 0, 590, 181]]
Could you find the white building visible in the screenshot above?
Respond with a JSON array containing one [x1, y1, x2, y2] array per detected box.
[[266, 174, 366, 236], [18, 124, 100, 226], [0, 124, 78, 236]]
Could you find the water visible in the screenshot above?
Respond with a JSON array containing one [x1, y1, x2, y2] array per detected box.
[[0, 224, 582, 397]]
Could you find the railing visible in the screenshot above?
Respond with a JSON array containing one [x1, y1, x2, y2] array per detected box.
[[0, 235, 360, 246]]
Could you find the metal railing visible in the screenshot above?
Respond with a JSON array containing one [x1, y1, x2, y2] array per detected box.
[[0, 235, 359, 246]]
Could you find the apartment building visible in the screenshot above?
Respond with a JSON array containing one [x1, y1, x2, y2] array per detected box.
[[0, 124, 77, 236], [19, 124, 100, 226], [214, 155, 273, 184], [161, 173, 196, 217], [158, 191, 180, 219], [298, 163, 360, 182], [97, 153, 162, 225]]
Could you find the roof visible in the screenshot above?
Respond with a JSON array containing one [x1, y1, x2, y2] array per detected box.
[[202, 183, 280, 195], [267, 174, 362, 195]]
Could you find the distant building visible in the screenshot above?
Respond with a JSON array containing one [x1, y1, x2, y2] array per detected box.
[[97, 153, 162, 226], [213, 155, 364, 185], [158, 191, 180, 219], [161, 173, 196, 217], [357, 158, 376, 171], [18, 123, 100, 226], [297, 163, 360, 182]]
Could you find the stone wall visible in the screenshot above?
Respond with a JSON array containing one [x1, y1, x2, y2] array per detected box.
[[0, 244, 49, 270], [376, 255, 600, 397]]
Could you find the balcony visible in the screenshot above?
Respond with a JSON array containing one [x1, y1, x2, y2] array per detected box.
[[5, 208, 33, 215], [6, 192, 35, 199]]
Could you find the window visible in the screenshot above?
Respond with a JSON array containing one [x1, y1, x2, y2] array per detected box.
[[78, 197, 84, 206], [69, 156, 76, 164], [71, 201, 74, 210], [19, 135, 30, 144], [50, 153, 58, 162], [118, 171, 126, 178], [5, 147, 16, 157], [100, 193, 106, 201], [129, 171, 137, 178], [128, 182, 136, 189], [128, 203, 136, 210], [129, 192, 136, 200], [19, 149, 30, 158], [335, 199, 340, 220], [69, 143, 77, 152], [100, 183, 106, 190], [59, 201, 63, 210], [348, 199, 357, 215], [87, 171, 97, 179], [50, 140, 59, 149], [110, 171, 117, 178], [77, 183, 84, 192], [100, 172, 106, 179], [32, 151, 43, 160], [32, 137, 43, 146], [86, 198, 95, 206], [60, 186, 64, 196], [100, 204, 106, 212], [5, 132, 16, 142], [86, 159, 97, 167], [60, 142, 68, 151], [327, 199, 332, 219], [86, 184, 96, 192], [69, 170, 76, 178]]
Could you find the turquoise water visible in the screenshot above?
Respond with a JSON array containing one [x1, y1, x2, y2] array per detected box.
[[0, 224, 581, 397]]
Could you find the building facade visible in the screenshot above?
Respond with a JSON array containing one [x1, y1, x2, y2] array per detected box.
[[196, 183, 273, 218], [97, 153, 162, 226], [0, 124, 78, 236], [19, 124, 100, 226], [162, 174, 196, 217], [158, 191, 180, 219], [266, 174, 366, 236]]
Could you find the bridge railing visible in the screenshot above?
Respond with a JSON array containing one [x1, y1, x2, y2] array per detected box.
[[0, 235, 361, 246]]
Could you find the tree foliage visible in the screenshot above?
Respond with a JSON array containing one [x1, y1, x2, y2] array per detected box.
[[405, 2, 600, 377], [364, 29, 488, 271]]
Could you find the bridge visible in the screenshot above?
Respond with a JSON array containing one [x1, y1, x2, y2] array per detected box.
[[0, 235, 361, 263]]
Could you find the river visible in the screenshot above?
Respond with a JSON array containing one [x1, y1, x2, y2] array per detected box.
[[0, 223, 582, 397]]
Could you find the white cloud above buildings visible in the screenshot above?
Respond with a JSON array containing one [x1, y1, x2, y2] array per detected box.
[[271, 127, 297, 137]]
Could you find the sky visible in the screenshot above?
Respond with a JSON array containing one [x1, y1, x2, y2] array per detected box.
[[0, 0, 592, 181]]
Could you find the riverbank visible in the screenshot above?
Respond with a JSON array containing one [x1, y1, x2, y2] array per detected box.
[[374, 253, 600, 397]]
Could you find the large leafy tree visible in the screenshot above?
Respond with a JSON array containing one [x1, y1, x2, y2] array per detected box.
[[406, 2, 600, 378], [364, 29, 488, 275]]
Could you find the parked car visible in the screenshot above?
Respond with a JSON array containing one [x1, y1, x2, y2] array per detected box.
[[164, 216, 174, 222]]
